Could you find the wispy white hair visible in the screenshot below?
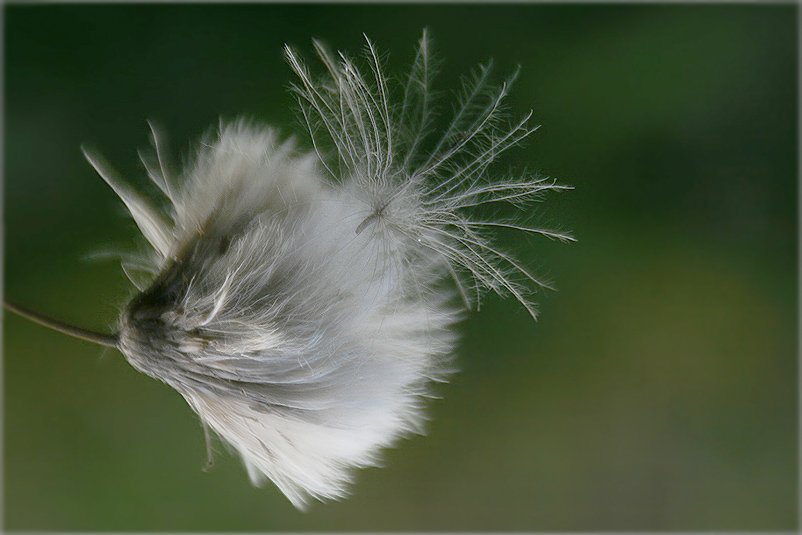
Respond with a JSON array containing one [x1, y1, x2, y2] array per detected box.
[[83, 31, 572, 510]]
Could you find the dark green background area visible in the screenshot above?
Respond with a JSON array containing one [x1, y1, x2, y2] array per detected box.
[[4, 4, 797, 531]]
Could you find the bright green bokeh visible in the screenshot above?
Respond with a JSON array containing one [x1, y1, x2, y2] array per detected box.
[[5, 4, 797, 531]]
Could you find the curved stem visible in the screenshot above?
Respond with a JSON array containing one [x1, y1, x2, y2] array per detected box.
[[4, 301, 119, 349]]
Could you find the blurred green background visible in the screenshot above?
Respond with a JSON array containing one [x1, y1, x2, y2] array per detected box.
[[4, 4, 797, 531]]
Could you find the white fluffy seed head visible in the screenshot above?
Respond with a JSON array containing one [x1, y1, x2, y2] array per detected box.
[[86, 31, 572, 510]]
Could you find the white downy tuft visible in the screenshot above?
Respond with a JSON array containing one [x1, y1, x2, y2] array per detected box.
[[88, 32, 571, 509]]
